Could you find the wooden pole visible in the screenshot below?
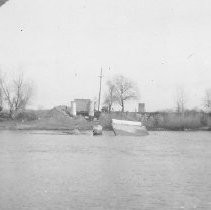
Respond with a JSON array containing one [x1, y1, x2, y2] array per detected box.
[[98, 68, 103, 111]]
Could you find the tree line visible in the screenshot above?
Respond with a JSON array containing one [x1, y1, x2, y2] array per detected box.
[[103, 75, 211, 114], [174, 87, 211, 114], [1, 72, 211, 118]]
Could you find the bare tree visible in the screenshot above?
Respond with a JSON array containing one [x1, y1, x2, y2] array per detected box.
[[103, 81, 117, 112], [204, 89, 211, 112], [175, 87, 186, 114], [112, 75, 139, 112], [0, 73, 33, 118]]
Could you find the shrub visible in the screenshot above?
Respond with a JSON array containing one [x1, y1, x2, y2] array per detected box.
[[15, 111, 38, 121], [207, 117, 211, 128], [98, 111, 207, 131], [158, 114, 203, 130], [0, 111, 10, 121]]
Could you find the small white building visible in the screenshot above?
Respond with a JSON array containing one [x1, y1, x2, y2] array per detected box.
[[71, 99, 95, 116]]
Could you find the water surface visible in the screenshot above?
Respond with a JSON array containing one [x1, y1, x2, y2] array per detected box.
[[0, 131, 210, 210]]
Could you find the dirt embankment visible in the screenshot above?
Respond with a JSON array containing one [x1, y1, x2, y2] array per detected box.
[[0, 108, 97, 131]]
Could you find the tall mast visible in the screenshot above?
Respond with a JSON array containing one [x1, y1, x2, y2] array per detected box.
[[98, 67, 103, 111]]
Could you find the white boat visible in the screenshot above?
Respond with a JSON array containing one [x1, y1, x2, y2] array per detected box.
[[112, 119, 148, 136]]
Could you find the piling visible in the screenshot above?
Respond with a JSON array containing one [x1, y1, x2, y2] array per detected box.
[[89, 100, 95, 117]]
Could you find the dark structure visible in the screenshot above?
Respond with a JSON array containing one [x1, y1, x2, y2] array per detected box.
[[74, 99, 93, 116], [138, 103, 145, 113], [0, 0, 9, 7]]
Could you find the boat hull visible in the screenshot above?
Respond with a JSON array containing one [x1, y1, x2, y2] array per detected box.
[[112, 119, 149, 136]]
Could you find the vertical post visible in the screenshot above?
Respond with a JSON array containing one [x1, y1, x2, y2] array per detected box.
[[89, 100, 95, 117], [70, 101, 76, 116], [98, 67, 103, 112]]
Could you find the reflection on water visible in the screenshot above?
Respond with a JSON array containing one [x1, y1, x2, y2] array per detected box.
[[0, 131, 211, 210]]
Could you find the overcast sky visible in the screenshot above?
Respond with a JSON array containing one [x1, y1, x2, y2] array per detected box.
[[0, 0, 211, 111]]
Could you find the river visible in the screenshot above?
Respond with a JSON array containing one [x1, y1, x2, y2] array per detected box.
[[0, 131, 210, 210]]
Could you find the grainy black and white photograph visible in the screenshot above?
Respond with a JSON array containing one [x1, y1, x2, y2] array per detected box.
[[0, 0, 211, 209]]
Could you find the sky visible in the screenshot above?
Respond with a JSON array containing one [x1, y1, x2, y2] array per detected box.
[[0, 0, 211, 111]]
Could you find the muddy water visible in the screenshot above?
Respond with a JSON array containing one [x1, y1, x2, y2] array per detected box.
[[0, 131, 210, 210]]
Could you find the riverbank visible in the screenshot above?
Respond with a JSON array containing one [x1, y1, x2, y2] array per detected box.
[[1, 109, 211, 132], [99, 112, 211, 131], [0, 118, 211, 132], [0, 118, 96, 131], [0, 108, 97, 131]]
